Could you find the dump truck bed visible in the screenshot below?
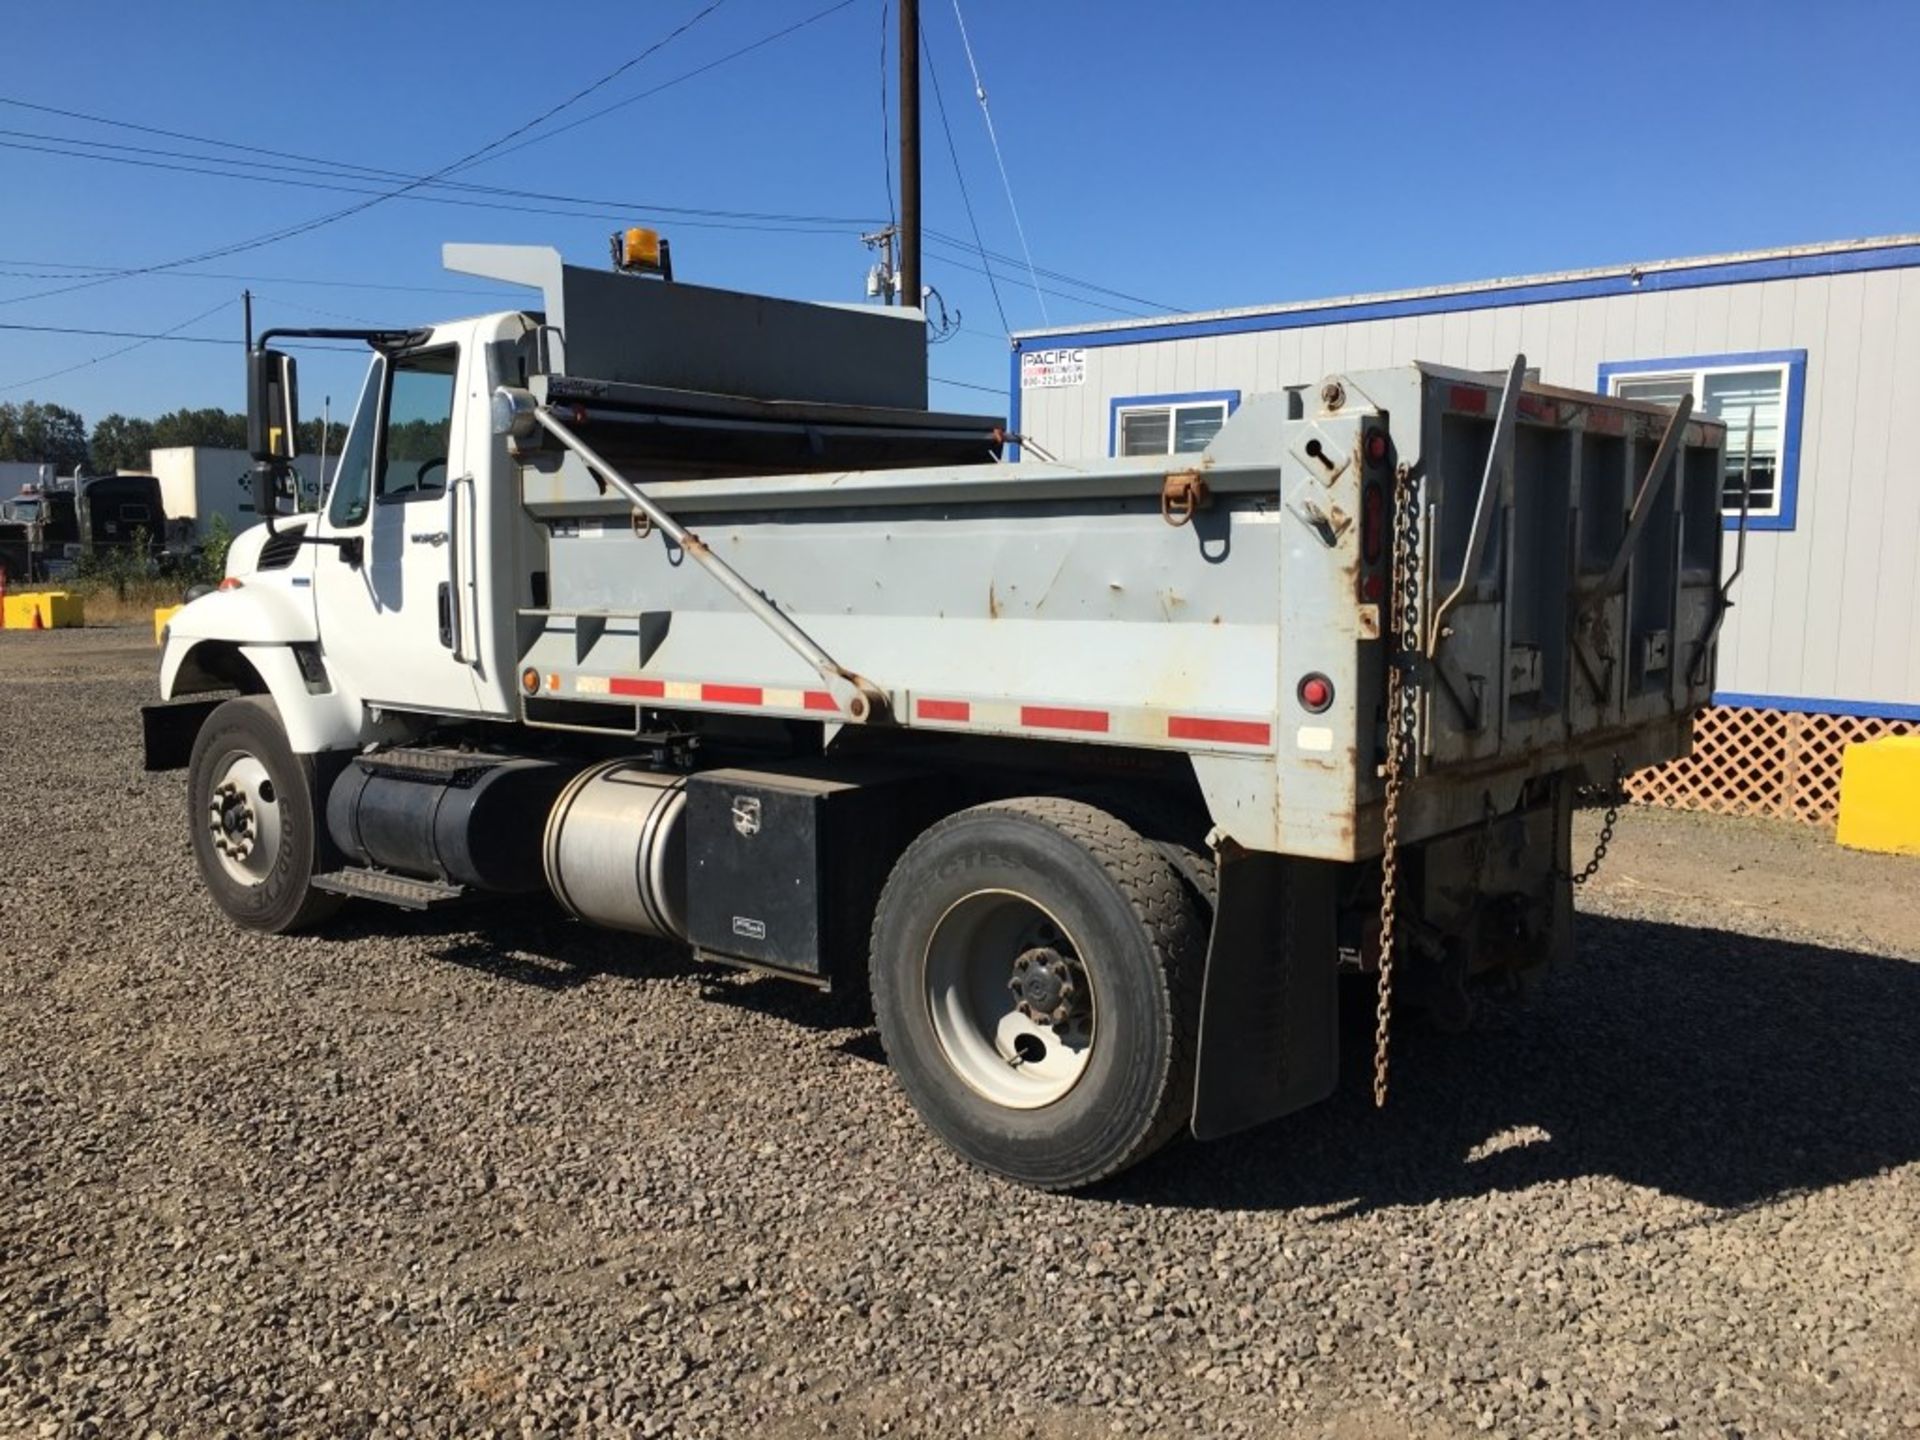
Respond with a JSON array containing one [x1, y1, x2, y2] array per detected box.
[[513, 358, 1725, 862]]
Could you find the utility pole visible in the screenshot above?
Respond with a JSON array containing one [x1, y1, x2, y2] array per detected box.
[[898, 0, 921, 311], [243, 289, 253, 350]]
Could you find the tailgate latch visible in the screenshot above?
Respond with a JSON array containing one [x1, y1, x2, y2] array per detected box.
[[1161, 470, 1211, 527]]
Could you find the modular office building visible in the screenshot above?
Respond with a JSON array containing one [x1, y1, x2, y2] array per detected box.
[[1008, 235, 1920, 822]]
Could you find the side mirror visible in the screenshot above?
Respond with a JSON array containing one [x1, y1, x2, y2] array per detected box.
[[247, 461, 290, 519], [247, 348, 300, 463]]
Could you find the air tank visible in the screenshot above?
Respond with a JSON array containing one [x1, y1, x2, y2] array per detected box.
[[542, 760, 689, 940]]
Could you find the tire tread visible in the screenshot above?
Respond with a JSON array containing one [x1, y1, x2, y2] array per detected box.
[[870, 795, 1206, 1188]]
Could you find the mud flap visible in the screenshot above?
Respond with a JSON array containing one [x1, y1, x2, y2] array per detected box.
[[141, 697, 226, 772], [1191, 849, 1340, 1141]]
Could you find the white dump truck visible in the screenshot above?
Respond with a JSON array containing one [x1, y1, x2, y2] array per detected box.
[[141, 237, 1728, 1188]]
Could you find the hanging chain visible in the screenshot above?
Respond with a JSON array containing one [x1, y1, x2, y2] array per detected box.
[[1373, 463, 1422, 1109], [1566, 753, 1626, 887]]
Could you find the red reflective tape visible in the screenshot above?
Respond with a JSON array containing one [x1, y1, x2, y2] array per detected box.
[[916, 698, 971, 722], [1449, 385, 1488, 414], [804, 690, 839, 712], [610, 676, 665, 699], [702, 683, 763, 706], [1021, 704, 1109, 734], [1168, 715, 1273, 747]]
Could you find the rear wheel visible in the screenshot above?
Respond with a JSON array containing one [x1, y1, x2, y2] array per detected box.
[[187, 696, 342, 934], [869, 797, 1205, 1189]]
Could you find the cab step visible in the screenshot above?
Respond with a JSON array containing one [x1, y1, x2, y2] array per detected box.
[[312, 868, 467, 910], [355, 746, 505, 785]]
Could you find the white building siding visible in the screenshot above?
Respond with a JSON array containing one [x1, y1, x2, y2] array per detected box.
[[1011, 240, 1920, 715]]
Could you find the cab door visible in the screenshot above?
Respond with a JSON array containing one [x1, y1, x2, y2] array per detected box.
[[310, 341, 484, 716]]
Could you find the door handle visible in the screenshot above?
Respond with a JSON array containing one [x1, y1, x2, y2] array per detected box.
[[410, 530, 449, 546]]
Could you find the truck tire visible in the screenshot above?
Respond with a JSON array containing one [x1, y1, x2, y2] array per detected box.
[[869, 797, 1205, 1189], [186, 696, 343, 934]]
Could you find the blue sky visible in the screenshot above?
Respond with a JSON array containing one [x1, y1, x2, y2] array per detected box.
[[1, 0, 1916, 428]]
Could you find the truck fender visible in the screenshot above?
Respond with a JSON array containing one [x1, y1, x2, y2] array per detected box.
[[1190, 848, 1341, 1141], [156, 639, 389, 758], [162, 583, 319, 647]]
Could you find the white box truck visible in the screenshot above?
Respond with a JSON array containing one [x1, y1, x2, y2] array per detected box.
[[148, 447, 334, 540]]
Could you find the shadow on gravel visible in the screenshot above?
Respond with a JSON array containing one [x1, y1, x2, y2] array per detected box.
[[325, 900, 713, 991], [1109, 913, 1920, 1217]]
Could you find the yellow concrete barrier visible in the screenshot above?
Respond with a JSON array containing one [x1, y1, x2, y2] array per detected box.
[[1836, 735, 1920, 855], [154, 604, 183, 646], [1, 591, 84, 629]]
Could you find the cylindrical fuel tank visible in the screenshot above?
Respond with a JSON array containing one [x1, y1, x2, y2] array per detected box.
[[326, 755, 572, 892], [543, 760, 689, 940]]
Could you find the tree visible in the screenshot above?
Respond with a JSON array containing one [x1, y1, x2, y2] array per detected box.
[[297, 417, 349, 455], [90, 413, 158, 473], [0, 400, 89, 471], [150, 407, 249, 451]]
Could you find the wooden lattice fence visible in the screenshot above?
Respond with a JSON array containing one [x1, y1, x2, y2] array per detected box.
[[1626, 705, 1917, 827]]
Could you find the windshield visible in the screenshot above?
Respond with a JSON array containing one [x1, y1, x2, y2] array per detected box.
[[324, 346, 457, 526], [7, 499, 38, 520], [325, 354, 385, 527]]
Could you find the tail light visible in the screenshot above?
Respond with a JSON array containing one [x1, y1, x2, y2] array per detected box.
[[1362, 481, 1385, 565]]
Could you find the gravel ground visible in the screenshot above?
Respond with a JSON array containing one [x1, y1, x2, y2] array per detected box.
[[2, 627, 1916, 1439]]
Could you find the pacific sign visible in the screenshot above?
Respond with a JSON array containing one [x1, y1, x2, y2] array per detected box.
[[1019, 348, 1087, 389]]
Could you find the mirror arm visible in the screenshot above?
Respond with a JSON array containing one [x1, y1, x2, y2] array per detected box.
[[250, 459, 362, 568]]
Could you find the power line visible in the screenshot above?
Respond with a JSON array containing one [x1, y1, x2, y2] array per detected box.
[[921, 236, 1152, 319], [948, 2, 1047, 323], [261, 295, 385, 327], [0, 299, 236, 393], [928, 373, 1002, 396], [0, 4, 1165, 321], [924, 227, 1183, 313], [435, 0, 734, 166], [921, 25, 1009, 334], [0, 321, 237, 344], [444, 0, 860, 170], [0, 124, 874, 228], [0, 3, 854, 190], [0, 258, 520, 300], [0, 138, 871, 240], [0, 318, 367, 350], [0, 125, 1155, 321], [0, 0, 1163, 319], [0, 0, 734, 310]]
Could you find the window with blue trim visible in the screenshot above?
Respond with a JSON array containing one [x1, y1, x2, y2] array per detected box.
[[1597, 351, 1806, 531], [1109, 391, 1241, 457]]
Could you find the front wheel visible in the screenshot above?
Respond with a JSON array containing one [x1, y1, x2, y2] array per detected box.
[[869, 798, 1206, 1189], [186, 696, 343, 934]]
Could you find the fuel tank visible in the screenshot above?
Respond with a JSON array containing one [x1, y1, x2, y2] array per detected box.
[[326, 751, 574, 893]]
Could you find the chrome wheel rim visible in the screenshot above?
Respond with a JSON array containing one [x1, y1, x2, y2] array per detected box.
[[922, 889, 1096, 1109], [206, 751, 281, 887]]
